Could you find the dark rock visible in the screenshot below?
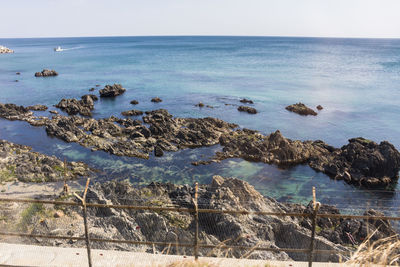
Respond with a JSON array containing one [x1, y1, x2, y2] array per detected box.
[[154, 145, 164, 157], [95, 84, 100, 87], [151, 97, 162, 103], [99, 84, 126, 97], [238, 106, 257, 114], [16, 72, 20, 75], [316, 105, 323, 110], [121, 110, 143, 116], [89, 88, 95, 92], [81, 94, 98, 101], [286, 103, 317, 116], [34, 69, 58, 77], [27, 105, 48, 111], [240, 98, 254, 104], [55, 98, 93, 117], [15, 80, 18, 82], [310, 137, 400, 187], [195, 102, 205, 107], [130, 100, 139, 105]]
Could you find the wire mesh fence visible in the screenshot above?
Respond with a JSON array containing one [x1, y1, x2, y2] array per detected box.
[[0, 179, 400, 267]]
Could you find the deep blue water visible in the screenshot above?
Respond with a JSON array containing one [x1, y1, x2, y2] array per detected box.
[[0, 36, 400, 215]]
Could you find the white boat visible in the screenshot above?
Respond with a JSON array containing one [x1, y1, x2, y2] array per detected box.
[[54, 46, 64, 52]]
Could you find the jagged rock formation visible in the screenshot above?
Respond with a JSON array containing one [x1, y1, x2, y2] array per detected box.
[[17, 176, 396, 261], [286, 103, 317, 116], [1, 101, 399, 188], [0, 140, 90, 183], [34, 69, 58, 77], [99, 84, 126, 97], [55, 95, 97, 117]]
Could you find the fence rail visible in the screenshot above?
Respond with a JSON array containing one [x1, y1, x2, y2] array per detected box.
[[0, 183, 399, 267]]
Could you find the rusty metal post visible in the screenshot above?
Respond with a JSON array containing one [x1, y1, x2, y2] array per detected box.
[[308, 187, 320, 267], [193, 182, 199, 260], [74, 178, 92, 267]]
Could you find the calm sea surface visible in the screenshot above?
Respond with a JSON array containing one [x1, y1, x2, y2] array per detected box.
[[0, 36, 400, 215]]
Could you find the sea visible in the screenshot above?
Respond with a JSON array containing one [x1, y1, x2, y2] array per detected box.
[[0, 36, 400, 215]]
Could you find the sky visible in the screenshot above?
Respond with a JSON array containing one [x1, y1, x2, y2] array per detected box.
[[1, 0, 400, 38]]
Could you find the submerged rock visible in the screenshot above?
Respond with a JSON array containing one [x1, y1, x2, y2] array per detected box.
[[240, 98, 254, 104], [27, 104, 48, 111], [121, 109, 143, 116], [99, 84, 126, 97], [238, 106, 257, 114], [34, 69, 58, 77], [316, 105, 323, 110], [286, 103, 317, 116]]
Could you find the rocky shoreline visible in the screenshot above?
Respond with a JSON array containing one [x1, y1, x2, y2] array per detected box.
[[0, 97, 399, 187], [0, 139, 91, 183], [0, 176, 397, 262]]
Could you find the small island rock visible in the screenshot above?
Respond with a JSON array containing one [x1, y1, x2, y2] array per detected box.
[[286, 103, 317, 116], [151, 97, 162, 103], [99, 84, 126, 97], [35, 69, 58, 77], [238, 105, 257, 114]]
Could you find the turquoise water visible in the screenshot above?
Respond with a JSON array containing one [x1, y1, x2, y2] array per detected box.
[[1, 36, 400, 214]]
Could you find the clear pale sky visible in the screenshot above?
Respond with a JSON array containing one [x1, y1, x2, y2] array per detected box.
[[1, 0, 400, 38]]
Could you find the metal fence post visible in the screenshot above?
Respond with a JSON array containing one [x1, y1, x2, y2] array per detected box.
[[308, 187, 320, 267], [74, 178, 92, 267], [193, 182, 199, 260]]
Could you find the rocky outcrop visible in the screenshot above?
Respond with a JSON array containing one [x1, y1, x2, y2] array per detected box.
[[286, 103, 317, 116], [0, 46, 13, 54], [238, 106, 257, 114], [240, 98, 254, 104], [27, 105, 48, 111], [27, 176, 394, 262], [99, 84, 126, 97], [55, 97, 94, 117], [197, 130, 400, 187], [130, 100, 139, 105], [310, 137, 400, 187], [121, 109, 143, 116], [1, 102, 399, 188], [34, 69, 58, 77], [0, 140, 90, 183], [151, 97, 162, 103]]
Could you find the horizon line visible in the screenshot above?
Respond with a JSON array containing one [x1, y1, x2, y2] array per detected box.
[[1, 34, 400, 40]]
